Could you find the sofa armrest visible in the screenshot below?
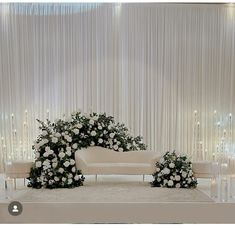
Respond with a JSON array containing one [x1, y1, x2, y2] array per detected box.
[[75, 156, 88, 173]]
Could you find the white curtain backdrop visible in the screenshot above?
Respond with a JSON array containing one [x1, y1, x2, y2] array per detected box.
[[0, 3, 235, 171]]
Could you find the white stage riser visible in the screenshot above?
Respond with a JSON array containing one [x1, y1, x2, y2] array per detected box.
[[1, 202, 235, 223]]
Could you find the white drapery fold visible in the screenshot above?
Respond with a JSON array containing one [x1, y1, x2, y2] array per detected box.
[[0, 3, 235, 171]]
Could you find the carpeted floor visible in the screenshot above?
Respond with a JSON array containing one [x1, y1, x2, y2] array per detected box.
[[0, 175, 213, 203]]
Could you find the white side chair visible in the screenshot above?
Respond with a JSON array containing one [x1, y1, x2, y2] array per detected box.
[[192, 161, 219, 198], [4, 160, 33, 189]]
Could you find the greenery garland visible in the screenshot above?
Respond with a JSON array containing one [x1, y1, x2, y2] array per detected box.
[[151, 151, 197, 188], [28, 111, 147, 189]]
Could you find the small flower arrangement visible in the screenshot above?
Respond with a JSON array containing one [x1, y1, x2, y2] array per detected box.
[[151, 151, 197, 188], [28, 111, 147, 189]]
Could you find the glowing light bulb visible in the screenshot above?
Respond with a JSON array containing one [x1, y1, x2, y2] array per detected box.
[[214, 110, 217, 114], [197, 121, 200, 126], [194, 110, 197, 114], [217, 122, 221, 126], [229, 113, 232, 117]]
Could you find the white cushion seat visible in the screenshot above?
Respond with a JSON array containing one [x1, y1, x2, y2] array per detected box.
[[86, 163, 152, 175], [5, 160, 33, 179]]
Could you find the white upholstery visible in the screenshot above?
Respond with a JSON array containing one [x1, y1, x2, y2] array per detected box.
[[5, 160, 33, 179], [75, 146, 161, 175], [192, 161, 219, 178]]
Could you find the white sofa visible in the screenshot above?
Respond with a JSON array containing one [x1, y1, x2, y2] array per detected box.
[[75, 146, 161, 179]]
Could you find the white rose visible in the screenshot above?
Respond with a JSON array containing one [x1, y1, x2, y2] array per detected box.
[[175, 183, 181, 188], [52, 137, 58, 143], [62, 177, 66, 182], [90, 141, 95, 146], [35, 152, 40, 159], [35, 161, 42, 168], [156, 167, 160, 172], [108, 125, 112, 130], [118, 147, 123, 152], [58, 168, 64, 173], [58, 152, 66, 158], [175, 175, 181, 181], [182, 171, 187, 178], [72, 143, 78, 149], [72, 166, 76, 172], [157, 178, 161, 182], [43, 152, 49, 157], [66, 151, 72, 156], [68, 173, 73, 178], [55, 132, 61, 138], [113, 145, 118, 150], [54, 176, 60, 182], [91, 131, 96, 136], [187, 178, 192, 183], [66, 146, 72, 151], [72, 129, 80, 135], [42, 130, 48, 136], [66, 136, 72, 142], [89, 119, 95, 125], [162, 168, 170, 175], [163, 179, 168, 185], [169, 163, 175, 168], [48, 150, 54, 155], [98, 138, 103, 144], [70, 159, 75, 165], [68, 179, 73, 184], [40, 139, 48, 146], [45, 146, 50, 151], [74, 175, 79, 180], [109, 133, 115, 138], [52, 162, 58, 168], [64, 161, 70, 167], [43, 160, 50, 166], [103, 130, 107, 134], [168, 180, 174, 186], [98, 125, 102, 130]]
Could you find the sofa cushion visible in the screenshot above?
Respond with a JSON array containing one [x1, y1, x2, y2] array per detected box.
[[84, 163, 153, 175]]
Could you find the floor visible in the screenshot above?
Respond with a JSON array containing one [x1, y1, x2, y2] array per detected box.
[[0, 174, 235, 223]]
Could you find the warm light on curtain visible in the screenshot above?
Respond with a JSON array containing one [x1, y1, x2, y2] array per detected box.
[[0, 3, 235, 172]]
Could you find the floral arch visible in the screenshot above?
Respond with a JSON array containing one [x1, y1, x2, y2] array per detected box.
[[28, 111, 147, 189]]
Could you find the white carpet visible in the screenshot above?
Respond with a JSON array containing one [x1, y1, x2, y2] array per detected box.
[[3, 180, 213, 203]]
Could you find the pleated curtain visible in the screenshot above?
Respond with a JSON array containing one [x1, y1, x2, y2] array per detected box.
[[0, 3, 235, 172]]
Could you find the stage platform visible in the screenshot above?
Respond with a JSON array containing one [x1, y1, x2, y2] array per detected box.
[[0, 175, 235, 223]]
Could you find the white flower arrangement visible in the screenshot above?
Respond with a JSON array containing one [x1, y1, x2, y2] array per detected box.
[[151, 151, 197, 189], [28, 111, 147, 189]]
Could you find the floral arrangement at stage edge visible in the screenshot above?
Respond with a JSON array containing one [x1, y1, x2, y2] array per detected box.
[[28, 111, 147, 189], [151, 151, 197, 188]]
